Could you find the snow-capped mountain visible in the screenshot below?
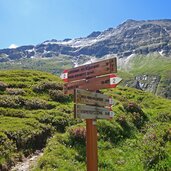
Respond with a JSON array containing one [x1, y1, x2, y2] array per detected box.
[[1, 19, 171, 62]]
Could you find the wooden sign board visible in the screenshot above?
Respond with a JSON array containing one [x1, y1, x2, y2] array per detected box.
[[64, 74, 122, 94], [74, 104, 114, 119], [61, 58, 117, 82], [74, 89, 114, 107]]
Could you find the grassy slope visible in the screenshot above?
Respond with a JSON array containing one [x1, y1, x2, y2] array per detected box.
[[0, 55, 73, 75], [0, 70, 171, 171], [119, 53, 171, 98], [0, 70, 75, 170], [34, 86, 171, 171]]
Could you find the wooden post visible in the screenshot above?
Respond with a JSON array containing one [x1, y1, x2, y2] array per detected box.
[[86, 119, 98, 171]]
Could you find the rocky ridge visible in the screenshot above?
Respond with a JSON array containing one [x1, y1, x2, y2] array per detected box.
[[1, 19, 171, 61]]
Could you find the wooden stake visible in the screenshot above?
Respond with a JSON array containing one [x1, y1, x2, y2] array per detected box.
[[86, 119, 98, 171]]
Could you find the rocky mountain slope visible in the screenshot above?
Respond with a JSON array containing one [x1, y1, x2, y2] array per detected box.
[[1, 19, 171, 61]]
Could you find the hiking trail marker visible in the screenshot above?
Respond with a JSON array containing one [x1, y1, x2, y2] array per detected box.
[[61, 58, 117, 82], [61, 58, 122, 171]]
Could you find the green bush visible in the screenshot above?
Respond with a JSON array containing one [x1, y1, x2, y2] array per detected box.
[[0, 108, 27, 118], [6, 88, 25, 95], [115, 115, 134, 138], [0, 95, 24, 108], [49, 90, 70, 103], [7, 82, 28, 88], [142, 132, 167, 170], [24, 98, 55, 110], [0, 95, 55, 110], [50, 116, 69, 132], [33, 82, 63, 93], [123, 102, 148, 129], [0, 82, 7, 91], [68, 125, 86, 145], [156, 113, 171, 122], [0, 132, 16, 166], [0, 117, 52, 154], [123, 102, 143, 113], [97, 120, 124, 143]]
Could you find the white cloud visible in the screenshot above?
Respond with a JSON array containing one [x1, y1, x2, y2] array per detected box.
[[8, 44, 18, 49]]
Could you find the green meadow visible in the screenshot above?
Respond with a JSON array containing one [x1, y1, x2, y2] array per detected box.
[[0, 70, 170, 170]]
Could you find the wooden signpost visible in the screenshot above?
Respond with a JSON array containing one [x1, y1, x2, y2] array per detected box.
[[74, 88, 114, 107], [74, 104, 114, 119], [61, 58, 117, 82], [64, 74, 122, 94], [61, 58, 122, 171], [74, 89, 114, 119]]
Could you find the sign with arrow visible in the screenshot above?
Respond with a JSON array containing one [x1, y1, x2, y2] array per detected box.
[[74, 104, 114, 119], [60, 58, 117, 82], [74, 89, 114, 107], [64, 74, 122, 94]]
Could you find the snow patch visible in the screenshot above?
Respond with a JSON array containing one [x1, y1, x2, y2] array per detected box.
[[26, 49, 34, 53], [8, 44, 18, 49], [118, 53, 135, 70], [159, 50, 164, 56], [43, 29, 117, 49]]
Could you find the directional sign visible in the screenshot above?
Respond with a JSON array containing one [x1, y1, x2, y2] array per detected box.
[[74, 104, 114, 119], [74, 89, 114, 107], [60, 58, 117, 82], [64, 74, 122, 94], [60, 57, 120, 171]]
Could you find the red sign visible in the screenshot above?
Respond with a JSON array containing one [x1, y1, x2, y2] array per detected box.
[[61, 58, 117, 82], [64, 74, 122, 94]]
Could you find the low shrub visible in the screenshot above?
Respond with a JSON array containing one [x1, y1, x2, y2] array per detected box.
[[49, 90, 70, 103], [6, 88, 25, 95], [0, 108, 27, 118], [0, 132, 16, 164], [123, 102, 148, 129], [163, 128, 171, 141], [24, 98, 55, 110], [131, 112, 148, 129], [97, 120, 124, 143], [0, 117, 52, 154], [123, 102, 142, 113], [116, 115, 128, 128], [0, 95, 55, 110], [142, 131, 168, 170], [51, 116, 70, 132], [68, 125, 86, 145], [156, 113, 171, 122], [7, 82, 28, 88], [0, 82, 7, 91], [0, 95, 24, 108], [33, 82, 63, 93]]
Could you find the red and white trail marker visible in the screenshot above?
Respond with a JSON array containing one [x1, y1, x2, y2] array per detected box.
[[60, 70, 68, 82]]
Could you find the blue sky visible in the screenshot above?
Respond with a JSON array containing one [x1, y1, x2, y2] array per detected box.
[[0, 0, 171, 49]]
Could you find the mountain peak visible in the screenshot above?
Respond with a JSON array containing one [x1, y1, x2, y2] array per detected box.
[[1, 19, 171, 59], [87, 31, 101, 38]]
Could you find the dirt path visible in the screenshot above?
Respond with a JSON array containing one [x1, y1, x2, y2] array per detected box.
[[10, 150, 43, 171]]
